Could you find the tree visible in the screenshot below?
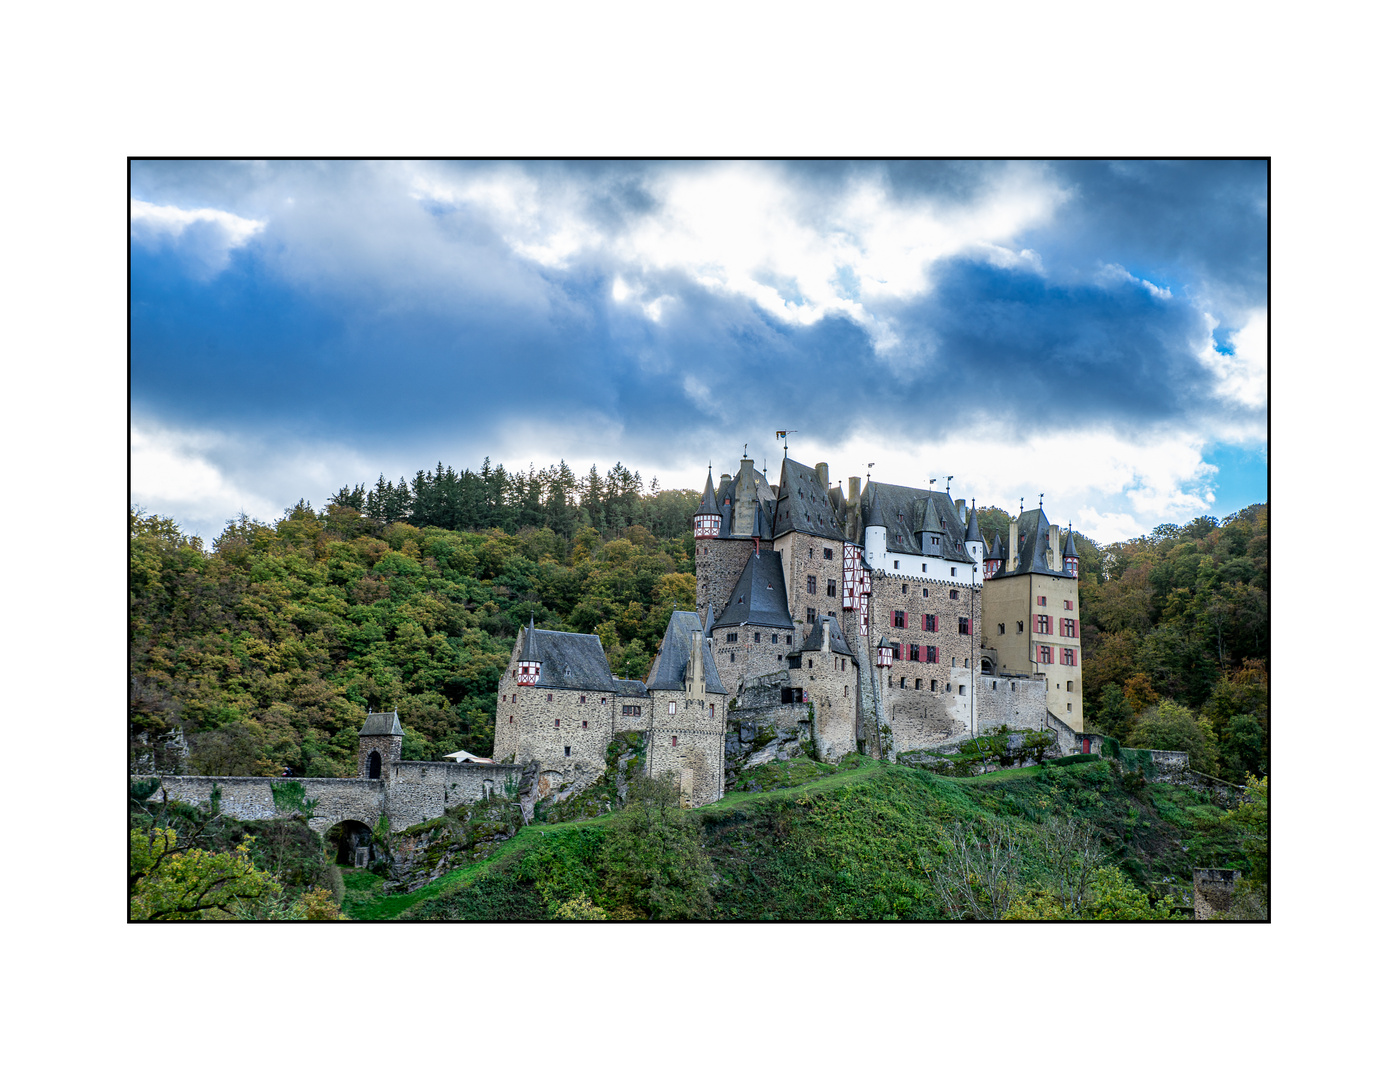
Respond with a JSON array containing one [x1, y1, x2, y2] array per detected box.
[[130, 826, 280, 920], [1130, 700, 1220, 776], [921, 818, 1024, 920], [1122, 673, 1158, 714], [1091, 684, 1134, 741]]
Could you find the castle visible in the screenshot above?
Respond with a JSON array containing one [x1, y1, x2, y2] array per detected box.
[[492, 451, 1085, 809]]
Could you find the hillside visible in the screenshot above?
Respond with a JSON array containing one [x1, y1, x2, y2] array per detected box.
[[337, 757, 1265, 921]]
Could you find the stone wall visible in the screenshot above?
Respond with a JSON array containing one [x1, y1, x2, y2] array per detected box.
[[384, 761, 525, 830], [788, 650, 857, 761], [696, 536, 767, 620], [137, 775, 388, 834], [976, 673, 1049, 732], [1193, 868, 1242, 920], [646, 688, 726, 807], [774, 531, 845, 636], [713, 622, 796, 699]]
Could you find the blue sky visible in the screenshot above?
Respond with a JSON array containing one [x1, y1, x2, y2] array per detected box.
[[130, 159, 1267, 543]]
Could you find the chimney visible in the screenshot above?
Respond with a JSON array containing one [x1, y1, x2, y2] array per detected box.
[[815, 462, 829, 491], [687, 629, 704, 700], [822, 619, 831, 653], [847, 477, 862, 540], [1009, 520, 1019, 571], [1049, 525, 1060, 570], [955, 498, 966, 524]]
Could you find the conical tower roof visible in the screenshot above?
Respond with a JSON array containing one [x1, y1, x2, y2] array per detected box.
[[964, 500, 983, 544], [699, 466, 719, 514], [1063, 525, 1078, 557], [520, 615, 540, 662], [864, 485, 888, 530], [988, 533, 1005, 561]]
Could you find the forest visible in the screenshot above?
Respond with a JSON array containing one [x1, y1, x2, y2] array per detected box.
[[129, 454, 1268, 787]]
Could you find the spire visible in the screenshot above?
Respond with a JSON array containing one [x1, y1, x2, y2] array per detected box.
[[699, 466, 718, 514], [703, 602, 714, 637], [521, 615, 540, 662], [988, 533, 1005, 561], [1063, 524, 1078, 557], [864, 484, 887, 529], [964, 499, 983, 544]]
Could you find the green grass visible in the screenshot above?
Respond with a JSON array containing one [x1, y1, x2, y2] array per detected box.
[[344, 755, 1255, 921]]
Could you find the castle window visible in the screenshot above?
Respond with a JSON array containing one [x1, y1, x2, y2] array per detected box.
[[1038, 595, 1047, 606], [891, 643, 902, 660], [669, 701, 677, 714], [772, 634, 779, 644], [1036, 615, 1051, 634], [992, 681, 997, 689], [998, 623, 1005, 634], [1061, 648, 1077, 666], [1064, 599, 1073, 610], [1017, 621, 1024, 633], [1067, 702, 1072, 711], [564, 746, 571, 757], [754, 632, 762, 643], [555, 718, 560, 727], [512, 694, 516, 703], [582, 720, 588, 729], [922, 563, 927, 572], [959, 684, 966, 696], [949, 590, 959, 600], [915, 678, 922, 690], [959, 617, 970, 635], [824, 547, 833, 560], [547, 693, 553, 702], [826, 579, 837, 597], [510, 715, 514, 722], [923, 588, 928, 597], [930, 646, 939, 663], [893, 610, 905, 628], [1039, 645, 1054, 664], [807, 607, 816, 623], [808, 658, 814, 668], [950, 567, 956, 577], [789, 655, 801, 669], [809, 548, 814, 557], [844, 685, 849, 697], [909, 644, 921, 662], [580, 695, 586, 704], [730, 653, 736, 662], [930, 680, 938, 692], [672, 736, 678, 747], [710, 704, 715, 717], [807, 575, 817, 594], [901, 584, 908, 595], [1062, 618, 1078, 639], [726, 632, 738, 643], [1067, 681, 1074, 692], [785, 634, 792, 645], [924, 614, 938, 632], [841, 658, 847, 671], [893, 560, 900, 569]]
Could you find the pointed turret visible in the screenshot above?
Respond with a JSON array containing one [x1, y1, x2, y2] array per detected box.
[[694, 466, 721, 538], [964, 500, 983, 544], [876, 634, 893, 668], [1063, 522, 1080, 578], [517, 616, 541, 685], [862, 484, 889, 563]]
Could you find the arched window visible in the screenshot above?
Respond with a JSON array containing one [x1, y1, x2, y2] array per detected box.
[[367, 750, 382, 779]]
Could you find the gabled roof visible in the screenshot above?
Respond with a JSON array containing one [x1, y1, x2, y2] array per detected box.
[[610, 676, 650, 697], [861, 483, 973, 563], [712, 549, 795, 629], [772, 457, 845, 541], [360, 710, 403, 736], [798, 614, 856, 658], [997, 508, 1076, 579], [519, 628, 618, 691], [714, 457, 777, 538], [645, 609, 726, 694]]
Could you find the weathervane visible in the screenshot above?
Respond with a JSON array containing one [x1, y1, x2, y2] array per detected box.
[[776, 430, 797, 457], [944, 475, 954, 496], [867, 462, 875, 484], [1019, 497, 1024, 514], [1039, 493, 1044, 511]]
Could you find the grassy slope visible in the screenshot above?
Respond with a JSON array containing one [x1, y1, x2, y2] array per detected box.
[[346, 757, 1249, 921]]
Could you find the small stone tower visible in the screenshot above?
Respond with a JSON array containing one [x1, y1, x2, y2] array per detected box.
[[359, 709, 403, 779]]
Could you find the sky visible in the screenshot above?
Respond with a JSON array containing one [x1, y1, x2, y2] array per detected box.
[[130, 159, 1268, 544]]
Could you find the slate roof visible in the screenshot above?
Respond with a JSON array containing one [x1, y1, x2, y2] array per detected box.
[[987, 533, 1006, 562], [1062, 528, 1079, 557], [712, 549, 795, 629], [610, 677, 650, 697], [360, 710, 403, 736], [964, 501, 983, 544], [797, 614, 856, 658], [860, 483, 974, 563], [645, 609, 727, 694], [995, 508, 1076, 579], [714, 458, 778, 538], [698, 467, 719, 514], [772, 457, 845, 541], [520, 628, 618, 691]]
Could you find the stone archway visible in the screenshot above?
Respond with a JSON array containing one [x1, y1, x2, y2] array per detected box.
[[324, 819, 375, 867], [367, 750, 382, 779]]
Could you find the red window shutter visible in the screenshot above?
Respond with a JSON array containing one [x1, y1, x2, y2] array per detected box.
[[932, 646, 939, 663], [932, 615, 938, 632], [1059, 617, 1065, 637], [890, 611, 896, 628]]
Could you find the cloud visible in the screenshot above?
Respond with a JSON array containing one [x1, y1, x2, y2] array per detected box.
[[130, 198, 265, 277], [129, 160, 1269, 538]]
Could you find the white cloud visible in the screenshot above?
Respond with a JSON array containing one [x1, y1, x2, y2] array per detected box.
[[130, 198, 265, 276], [1094, 262, 1172, 299], [1199, 307, 1268, 409], [408, 161, 1069, 356]]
